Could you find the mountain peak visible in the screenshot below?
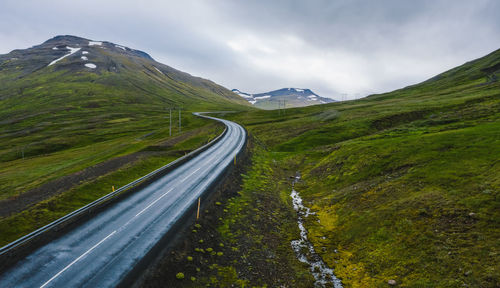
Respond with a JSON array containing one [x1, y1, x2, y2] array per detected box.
[[43, 35, 90, 44], [0, 35, 250, 108], [36, 35, 154, 61], [233, 88, 334, 109], [278, 87, 316, 95]]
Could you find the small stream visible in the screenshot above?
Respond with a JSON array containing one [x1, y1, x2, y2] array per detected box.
[[290, 175, 343, 288]]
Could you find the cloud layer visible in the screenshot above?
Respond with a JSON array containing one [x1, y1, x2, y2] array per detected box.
[[1, 0, 499, 99]]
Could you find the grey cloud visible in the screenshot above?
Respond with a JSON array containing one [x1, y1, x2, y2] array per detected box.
[[1, 0, 499, 99]]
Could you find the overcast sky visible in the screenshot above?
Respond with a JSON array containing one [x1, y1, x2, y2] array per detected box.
[[1, 0, 499, 99]]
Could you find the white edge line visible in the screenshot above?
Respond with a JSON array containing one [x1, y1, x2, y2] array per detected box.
[[40, 230, 117, 288], [38, 118, 242, 287]]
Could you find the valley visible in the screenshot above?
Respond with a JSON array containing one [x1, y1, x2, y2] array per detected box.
[[142, 48, 500, 287], [0, 34, 499, 288], [0, 35, 250, 245]]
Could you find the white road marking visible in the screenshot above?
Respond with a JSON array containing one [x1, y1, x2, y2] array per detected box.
[[135, 188, 174, 218], [40, 230, 117, 288], [181, 167, 201, 183], [0, 118, 245, 288]]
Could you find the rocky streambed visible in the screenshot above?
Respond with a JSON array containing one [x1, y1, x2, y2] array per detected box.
[[290, 175, 343, 288]]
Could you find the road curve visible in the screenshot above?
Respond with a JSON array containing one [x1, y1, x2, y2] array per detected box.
[[0, 113, 246, 288]]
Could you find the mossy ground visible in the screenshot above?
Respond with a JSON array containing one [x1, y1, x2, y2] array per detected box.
[[215, 50, 500, 287], [3, 41, 499, 286], [140, 141, 315, 287], [141, 49, 499, 287]]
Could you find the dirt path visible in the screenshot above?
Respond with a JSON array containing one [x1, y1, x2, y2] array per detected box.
[[0, 151, 155, 217]]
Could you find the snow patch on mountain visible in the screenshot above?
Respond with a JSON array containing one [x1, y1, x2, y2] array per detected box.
[[89, 41, 102, 46], [232, 89, 254, 98], [254, 95, 271, 100], [48, 46, 81, 66], [85, 63, 97, 69], [153, 66, 165, 75]]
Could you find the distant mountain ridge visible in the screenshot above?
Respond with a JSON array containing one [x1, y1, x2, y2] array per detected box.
[[232, 88, 334, 109]]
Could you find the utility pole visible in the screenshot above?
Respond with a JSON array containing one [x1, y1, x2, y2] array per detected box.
[[283, 100, 286, 115], [178, 108, 181, 133], [341, 93, 348, 101], [169, 108, 172, 136]]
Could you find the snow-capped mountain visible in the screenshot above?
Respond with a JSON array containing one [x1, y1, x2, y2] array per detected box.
[[0, 35, 249, 108], [232, 88, 335, 109]]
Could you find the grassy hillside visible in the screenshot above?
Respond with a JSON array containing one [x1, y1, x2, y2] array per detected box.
[[0, 122, 224, 246], [0, 36, 251, 245], [182, 49, 500, 287], [0, 70, 242, 202], [0, 36, 250, 200]]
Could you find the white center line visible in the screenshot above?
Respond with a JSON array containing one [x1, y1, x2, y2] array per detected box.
[[27, 121, 243, 288], [135, 188, 174, 218], [180, 167, 201, 183], [40, 230, 117, 288]]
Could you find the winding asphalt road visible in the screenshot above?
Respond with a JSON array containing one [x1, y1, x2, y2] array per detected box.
[[0, 114, 245, 287]]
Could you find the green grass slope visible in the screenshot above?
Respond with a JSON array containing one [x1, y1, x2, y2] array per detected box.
[[218, 48, 500, 287], [0, 35, 251, 244], [0, 35, 250, 198]]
